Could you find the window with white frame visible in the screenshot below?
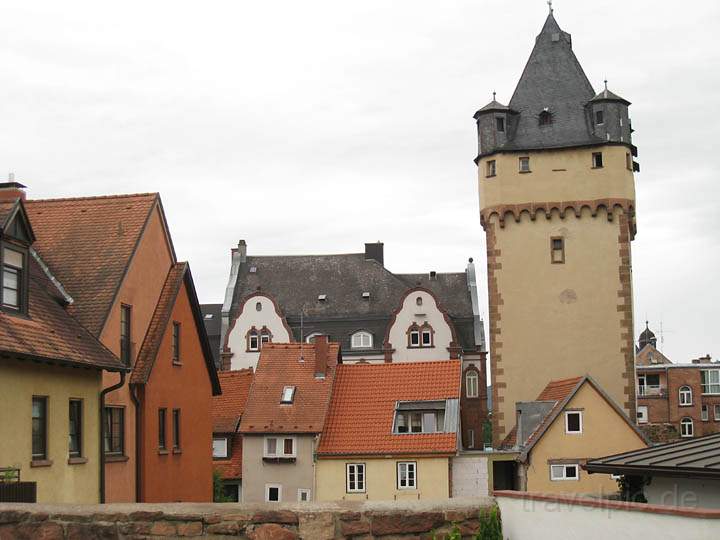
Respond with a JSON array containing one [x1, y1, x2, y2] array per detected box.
[[550, 464, 579, 481], [265, 484, 282, 502], [264, 436, 296, 458], [715, 404, 720, 421], [297, 489, 311, 502], [397, 462, 417, 490], [409, 329, 420, 347], [394, 408, 445, 434], [305, 332, 324, 343], [565, 411, 582, 434], [679, 386, 693, 406], [701, 405, 709, 421], [351, 331, 373, 349], [421, 329, 432, 346], [281, 386, 296, 404], [519, 156, 531, 173], [212, 437, 229, 459], [346, 463, 365, 493], [466, 371, 479, 398], [701, 370, 720, 395], [637, 406, 648, 424], [680, 417, 694, 438], [248, 331, 259, 351]]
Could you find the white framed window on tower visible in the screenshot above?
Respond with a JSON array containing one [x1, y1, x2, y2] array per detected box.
[[466, 371, 479, 398]]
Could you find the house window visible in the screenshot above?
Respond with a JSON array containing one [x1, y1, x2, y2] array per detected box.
[[416, 296, 423, 306], [248, 331, 259, 351], [626, 152, 633, 171], [421, 329, 432, 346], [172, 322, 181, 364], [264, 436, 296, 458], [2, 247, 25, 311], [701, 370, 720, 394], [519, 157, 531, 173], [715, 404, 720, 421], [158, 408, 167, 450], [550, 237, 565, 264], [351, 331, 373, 349], [32, 396, 48, 460], [409, 329, 420, 347], [104, 406, 124, 455], [69, 399, 83, 457], [592, 152, 604, 168], [346, 463, 366, 493], [565, 411, 582, 434], [680, 417, 694, 438], [637, 406, 648, 424], [679, 386, 693, 406], [172, 409, 181, 450], [120, 304, 132, 364], [298, 489, 311, 502], [281, 386, 296, 404], [595, 110, 604, 125], [394, 408, 445, 434], [550, 464, 579, 481], [265, 484, 282, 502], [496, 117, 505, 132], [468, 429, 475, 448], [638, 373, 661, 395], [213, 437, 229, 459], [408, 324, 433, 348], [701, 405, 709, 422], [305, 332, 325, 343], [539, 110, 552, 126], [256, 301, 262, 312], [397, 462, 417, 490], [486, 160, 496, 177], [466, 371, 479, 398]]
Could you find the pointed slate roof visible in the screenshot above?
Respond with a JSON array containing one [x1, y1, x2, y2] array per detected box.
[[503, 13, 601, 152], [590, 87, 630, 105]]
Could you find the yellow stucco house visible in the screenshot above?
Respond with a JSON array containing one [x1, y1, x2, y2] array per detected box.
[[501, 375, 648, 495], [0, 188, 127, 503], [316, 361, 461, 501]]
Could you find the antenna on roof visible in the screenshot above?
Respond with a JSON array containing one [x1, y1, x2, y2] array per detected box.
[[547, 0, 553, 14], [8, 172, 14, 182]]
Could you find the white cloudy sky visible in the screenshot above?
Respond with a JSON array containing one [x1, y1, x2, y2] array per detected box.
[[1, 1, 718, 364]]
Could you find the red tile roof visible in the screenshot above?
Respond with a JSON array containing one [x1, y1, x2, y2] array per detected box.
[[214, 432, 243, 480], [25, 193, 163, 336], [0, 257, 125, 371], [317, 361, 461, 456], [536, 376, 583, 402], [213, 369, 254, 433], [239, 342, 340, 434]]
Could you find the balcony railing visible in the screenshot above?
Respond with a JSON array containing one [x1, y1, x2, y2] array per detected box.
[[637, 386, 665, 397]]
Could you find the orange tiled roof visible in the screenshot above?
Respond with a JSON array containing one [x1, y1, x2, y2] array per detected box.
[[536, 376, 583, 401], [239, 343, 340, 434], [213, 369, 254, 433], [0, 256, 125, 371], [214, 432, 243, 480], [25, 193, 163, 336], [317, 361, 461, 456]]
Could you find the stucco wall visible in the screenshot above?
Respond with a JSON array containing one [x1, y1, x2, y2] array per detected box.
[[646, 476, 720, 509], [0, 360, 101, 503], [451, 455, 489, 498], [388, 290, 454, 362], [526, 383, 646, 495], [226, 294, 291, 371], [241, 435, 315, 503], [316, 457, 450, 501]]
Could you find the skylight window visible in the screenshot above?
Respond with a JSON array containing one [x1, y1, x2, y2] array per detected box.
[[362, 292, 370, 299], [204, 314, 213, 319], [281, 386, 296, 404], [318, 294, 327, 302]]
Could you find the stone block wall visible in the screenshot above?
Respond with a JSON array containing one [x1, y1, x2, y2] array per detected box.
[[0, 498, 496, 539]]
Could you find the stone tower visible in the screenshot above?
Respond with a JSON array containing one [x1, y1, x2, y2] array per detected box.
[[474, 11, 639, 446]]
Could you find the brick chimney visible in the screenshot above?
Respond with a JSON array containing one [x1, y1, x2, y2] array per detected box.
[[0, 175, 27, 202], [364, 242, 384, 266], [314, 335, 329, 379]]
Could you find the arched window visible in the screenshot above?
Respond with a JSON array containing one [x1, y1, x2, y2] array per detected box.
[[539, 110, 552, 126], [679, 386, 692, 406], [305, 332, 324, 344], [351, 331, 373, 349], [416, 296, 423, 306], [466, 371, 479, 398], [247, 328, 259, 352], [680, 417, 694, 438], [407, 322, 434, 348]]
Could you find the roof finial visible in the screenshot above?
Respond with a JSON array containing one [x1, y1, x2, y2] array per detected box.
[[547, 0, 553, 14], [492, 90, 496, 101], [8, 172, 14, 182], [604, 79, 608, 91]]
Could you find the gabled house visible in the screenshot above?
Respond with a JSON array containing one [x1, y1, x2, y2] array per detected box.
[[239, 338, 339, 503], [316, 360, 461, 501], [501, 376, 648, 495], [22, 186, 220, 502], [0, 183, 127, 503], [211, 369, 254, 502]]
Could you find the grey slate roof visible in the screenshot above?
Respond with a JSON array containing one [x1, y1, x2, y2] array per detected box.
[[502, 13, 601, 152], [590, 88, 630, 104], [201, 303, 222, 367], [585, 433, 720, 479], [474, 100, 509, 115]]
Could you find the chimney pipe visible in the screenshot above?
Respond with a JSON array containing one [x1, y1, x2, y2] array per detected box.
[[314, 335, 329, 378], [0, 177, 27, 202]]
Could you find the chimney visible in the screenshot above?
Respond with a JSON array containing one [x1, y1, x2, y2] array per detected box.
[[0, 174, 27, 202], [364, 242, 384, 266], [429, 270, 437, 281], [236, 240, 247, 263], [314, 335, 329, 378]]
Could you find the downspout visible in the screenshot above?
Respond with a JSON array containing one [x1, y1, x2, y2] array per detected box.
[[130, 384, 142, 503], [100, 371, 126, 504]]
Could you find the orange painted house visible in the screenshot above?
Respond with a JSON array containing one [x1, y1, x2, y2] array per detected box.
[[26, 191, 220, 502]]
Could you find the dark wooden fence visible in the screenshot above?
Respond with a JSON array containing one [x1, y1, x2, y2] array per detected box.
[[0, 468, 37, 502]]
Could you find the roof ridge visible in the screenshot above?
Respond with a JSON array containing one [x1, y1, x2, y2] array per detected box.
[[28, 192, 158, 204], [340, 359, 460, 368], [247, 252, 364, 259]]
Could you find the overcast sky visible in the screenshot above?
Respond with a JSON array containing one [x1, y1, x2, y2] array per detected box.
[[1, 1, 718, 364]]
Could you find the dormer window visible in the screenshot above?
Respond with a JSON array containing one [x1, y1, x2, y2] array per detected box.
[[496, 117, 505, 132], [351, 331, 373, 349], [539, 110, 552, 126], [281, 386, 296, 404], [2, 247, 25, 311], [393, 402, 446, 434]]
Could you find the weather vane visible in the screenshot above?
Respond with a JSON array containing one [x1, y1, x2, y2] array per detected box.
[[547, 0, 553, 14]]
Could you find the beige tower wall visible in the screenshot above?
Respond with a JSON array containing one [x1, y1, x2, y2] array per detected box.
[[479, 145, 636, 445]]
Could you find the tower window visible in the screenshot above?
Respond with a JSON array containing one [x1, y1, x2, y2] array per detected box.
[[595, 110, 604, 125], [539, 110, 552, 126], [486, 160, 496, 177], [550, 237, 565, 264], [519, 157, 531, 173], [592, 152, 604, 168], [496, 117, 505, 132], [626, 153, 632, 171]]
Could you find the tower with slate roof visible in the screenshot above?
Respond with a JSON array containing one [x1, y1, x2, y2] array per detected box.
[[475, 10, 640, 446]]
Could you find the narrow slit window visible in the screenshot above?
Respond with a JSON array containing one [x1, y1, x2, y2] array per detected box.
[[519, 157, 530, 173], [32, 396, 48, 460], [172, 322, 181, 363], [595, 110, 604, 125], [158, 408, 167, 450], [486, 160, 496, 177], [172, 409, 181, 450], [69, 399, 83, 457], [496, 117, 505, 132], [551, 237, 565, 264], [592, 152, 604, 168]]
